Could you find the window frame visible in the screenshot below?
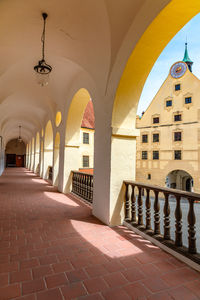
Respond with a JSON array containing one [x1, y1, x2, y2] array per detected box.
[[174, 132, 182, 142], [174, 114, 182, 122], [185, 96, 192, 104], [166, 100, 172, 107], [153, 117, 159, 124], [153, 133, 159, 143], [83, 132, 89, 144], [174, 150, 181, 160], [142, 134, 148, 143], [142, 151, 148, 160], [175, 84, 181, 91], [153, 150, 159, 160], [82, 155, 89, 168]]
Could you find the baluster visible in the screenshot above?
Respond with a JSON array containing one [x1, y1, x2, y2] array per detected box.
[[131, 185, 136, 223], [81, 174, 84, 198], [86, 175, 89, 201], [75, 173, 78, 194], [91, 175, 93, 203], [163, 193, 170, 240], [188, 199, 196, 254], [154, 190, 160, 235], [145, 188, 151, 230], [124, 183, 130, 220], [79, 173, 83, 197], [87, 175, 90, 202], [83, 174, 86, 199], [72, 172, 75, 193], [175, 195, 182, 247], [138, 187, 143, 226]]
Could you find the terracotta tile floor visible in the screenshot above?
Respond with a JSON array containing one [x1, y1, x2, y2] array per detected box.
[[0, 168, 200, 300]]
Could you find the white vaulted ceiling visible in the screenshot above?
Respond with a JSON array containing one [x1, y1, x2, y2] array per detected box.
[[0, 0, 170, 144]]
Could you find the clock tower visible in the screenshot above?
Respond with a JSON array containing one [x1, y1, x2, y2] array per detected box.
[[183, 42, 193, 72]]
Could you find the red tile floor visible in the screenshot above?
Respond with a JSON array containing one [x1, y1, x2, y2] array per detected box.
[[0, 168, 200, 300]]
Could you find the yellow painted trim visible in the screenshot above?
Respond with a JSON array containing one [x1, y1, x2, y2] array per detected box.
[[113, 0, 200, 129]]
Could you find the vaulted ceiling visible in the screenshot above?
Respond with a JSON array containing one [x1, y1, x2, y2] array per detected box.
[[0, 0, 170, 144]]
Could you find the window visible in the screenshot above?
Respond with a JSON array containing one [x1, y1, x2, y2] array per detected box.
[[185, 97, 192, 104], [142, 151, 148, 160], [175, 84, 181, 91], [174, 150, 181, 160], [153, 151, 159, 160], [83, 132, 89, 144], [82, 155, 89, 167], [142, 134, 148, 143], [153, 133, 159, 142], [174, 114, 181, 122], [147, 174, 151, 180], [174, 132, 182, 141], [166, 100, 172, 107], [153, 117, 159, 124]]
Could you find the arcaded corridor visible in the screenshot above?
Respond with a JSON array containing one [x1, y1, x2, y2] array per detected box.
[[0, 168, 200, 300]]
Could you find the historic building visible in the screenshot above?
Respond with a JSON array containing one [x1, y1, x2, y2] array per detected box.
[[136, 44, 200, 193]]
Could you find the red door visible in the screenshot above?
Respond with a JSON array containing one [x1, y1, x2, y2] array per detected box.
[[16, 155, 24, 167]]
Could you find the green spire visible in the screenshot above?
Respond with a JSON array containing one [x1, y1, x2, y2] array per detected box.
[[183, 43, 193, 63], [183, 42, 193, 72]]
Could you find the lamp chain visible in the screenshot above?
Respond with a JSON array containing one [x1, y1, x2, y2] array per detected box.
[[41, 17, 46, 61]]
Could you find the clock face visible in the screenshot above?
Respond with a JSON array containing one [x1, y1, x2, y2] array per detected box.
[[170, 62, 187, 78]]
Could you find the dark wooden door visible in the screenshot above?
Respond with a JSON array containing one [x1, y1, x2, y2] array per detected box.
[[16, 155, 24, 167], [6, 154, 16, 167]]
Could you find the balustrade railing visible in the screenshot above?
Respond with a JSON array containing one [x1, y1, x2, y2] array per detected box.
[[124, 181, 200, 264], [72, 171, 93, 203]]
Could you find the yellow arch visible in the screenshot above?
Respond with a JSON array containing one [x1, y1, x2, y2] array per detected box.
[[112, 0, 200, 129], [65, 88, 91, 145], [44, 121, 53, 150]]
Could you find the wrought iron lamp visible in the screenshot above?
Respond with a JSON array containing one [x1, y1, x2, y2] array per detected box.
[[18, 126, 22, 143], [34, 13, 52, 86]]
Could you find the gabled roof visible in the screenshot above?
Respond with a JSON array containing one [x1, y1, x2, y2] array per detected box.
[[81, 100, 95, 129]]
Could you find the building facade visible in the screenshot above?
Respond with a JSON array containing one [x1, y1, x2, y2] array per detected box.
[[136, 45, 200, 193]]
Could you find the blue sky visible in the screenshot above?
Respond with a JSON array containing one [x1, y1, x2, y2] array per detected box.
[[137, 13, 200, 115]]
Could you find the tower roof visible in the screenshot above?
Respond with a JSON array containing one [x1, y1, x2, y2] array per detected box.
[[183, 42, 193, 63]]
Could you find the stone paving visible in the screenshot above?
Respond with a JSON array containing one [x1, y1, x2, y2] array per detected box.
[[0, 168, 200, 300]]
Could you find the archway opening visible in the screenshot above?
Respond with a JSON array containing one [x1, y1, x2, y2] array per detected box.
[[63, 88, 95, 194], [5, 139, 26, 168], [44, 121, 53, 181], [166, 170, 193, 192]]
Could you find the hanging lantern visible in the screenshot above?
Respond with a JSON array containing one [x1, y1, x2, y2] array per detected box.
[[34, 13, 52, 86]]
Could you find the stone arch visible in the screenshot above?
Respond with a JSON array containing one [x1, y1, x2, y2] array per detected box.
[[166, 169, 193, 192], [43, 121, 53, 180], [53, 132, 60, 187]]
